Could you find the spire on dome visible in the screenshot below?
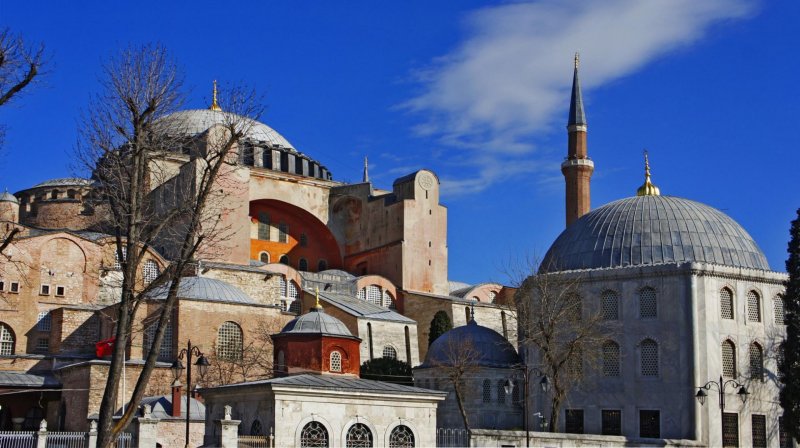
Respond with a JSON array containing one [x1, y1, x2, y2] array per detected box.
[[313, 287, 323, 310], [567, 52, 586, 127], [209, 80, 222, 111], [636, 150, 661, 196], [362, 156, 369, 183]]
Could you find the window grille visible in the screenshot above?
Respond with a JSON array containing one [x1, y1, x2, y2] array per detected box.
[[37, 312, 52, 332], [496, 380, 506, 404], [748, 290, 761, 322], [113, 247, 127, 270], [639, 287, 657, 319], [722, 413, 739, 448], [382, 290, 395, 308], [752, 414, 767, 448], [257, 212, 270, 240], [602, 410, 622, 436], [722, 340, 736, 378], [216, 322, 243, 361], [298, 258, 308, 271], [512, 380, 520, 405], [566, 293, 582, 321], [357, 288, 366, 301], [346, 423, 372, 448], [388, 425, 414, 448], [0, 323, 15, 355], [601, 290, 619, 320], [142, 260, 159, 284], [251, 420, 263, 436], [289, 299, 301, 314], [639, 410, 660, 438], [36, 338, 49, 352], [300, 233, 308, 247], [383, 346, 397, 359], [640, 339, 659, 376], [565, 409, 584, 434], [749, 343, 764, 381], [569, 347, 583, 377], [318, 260, 327, 271], [775, 296, 786, 325], [482, 379, 491, 403], [300, 421, 329, 447], [278, 223, 288, 243], [288, 281, 298, 300], [366, 285, 382, 306], [720, 288, 734, 320], [603, 341, 620, 377], [330, 351, 342, 372], [144, 321, 173, 361]]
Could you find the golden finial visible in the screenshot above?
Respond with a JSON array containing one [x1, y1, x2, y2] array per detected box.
[[574, 52, 580, 70], [210, 80, 222, 111], [314, 287, 323, 310], [636, 150, 661, 196]]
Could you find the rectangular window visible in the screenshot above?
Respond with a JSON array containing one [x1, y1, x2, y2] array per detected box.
[[751, 414, 766, 448], [37, 312, 52, 332], [9, 282, 19, 293], [278, 223, 288, 243], [565, 409, 584, 434], [40, 284, 50, 295], [36, 338, 49, 352], [722, 412, 739, 448], [55, 286, 65, 297], [639, 410, 660, 438], [257, 212, 270, 240], [602, 410, 622, 436], [0, 280, 4, 291]]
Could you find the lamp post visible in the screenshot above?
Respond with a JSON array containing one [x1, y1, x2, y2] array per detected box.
[[695, 375, 749, 442], [505, 366, 549, 448], [171, 340, 210, 448]]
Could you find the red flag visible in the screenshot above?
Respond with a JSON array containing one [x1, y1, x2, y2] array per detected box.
[[95, 337, 115, 357]]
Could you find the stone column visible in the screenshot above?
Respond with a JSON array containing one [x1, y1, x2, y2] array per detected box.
[[87, 420, 98, 448], [36, 419, 47, 448], [137, 404, 160, 448], [217, 405, 240, 448]]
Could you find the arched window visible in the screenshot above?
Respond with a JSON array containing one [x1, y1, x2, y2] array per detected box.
[[299, 233, 308, 247], [357, 288, 366, 301], [601, 290, 619, 320], [367, 323, 374, 359], [318, 260, 327, 271], [216, 322, 243, 361], [251, 419, 263, 436], [279, 255, 289, 265], [603, 341, 620, 377], [722, 339, 736, 378], [750, 342, 764, 381], [639, 287, 657, 319], [298, 258, 308, 271], [640, 339, 659, 377], [383, 290, 395, 309], [259, 252, 270, 263], [496, 380, 506, 404], [720, 288, 734, 320], [404, 326, 411, 363], [482, 379, 491, 403], [113, 247, 127, 270], [0, 323, 15, 355], [512, 381, 521, 405], [566, 293, 582, 321], [330, 351, 342, 372], [345, 423, 372, 448], [144, 320, 173, 361], [383, 345, 397, 359], [747, 290, 761, 322], [142, 260, 160, 284], [388, 425, 415, 448], [280, 276, 300, 313], [569, 347, 583, 377], [775, 296, 785, 325], [366, 285, 381, 306], [300, 421, 329, 447]]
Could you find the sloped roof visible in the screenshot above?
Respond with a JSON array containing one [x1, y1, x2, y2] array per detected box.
[[0, 371, 61, 388], [205, 373, 445, 397], [319, 291, 414, 324]]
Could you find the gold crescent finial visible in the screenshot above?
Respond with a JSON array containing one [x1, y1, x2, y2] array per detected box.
[[314, 287, 322, 310], [574, 52, 580, 70], [637, 149, 661, 196], [210, 80, 222, 111]]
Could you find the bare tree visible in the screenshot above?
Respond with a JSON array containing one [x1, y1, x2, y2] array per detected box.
[[510, 257, 610, 432], [430, 336, 482, 435], [76, 44, 263, 448], [204, 319, 284, 386]]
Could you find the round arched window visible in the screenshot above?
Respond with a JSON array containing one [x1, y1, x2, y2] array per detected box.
[[345, 423, 372, 448], [389, 425, 415, 448], [300, 421, 328, 447], [330, 351, 342, 372]]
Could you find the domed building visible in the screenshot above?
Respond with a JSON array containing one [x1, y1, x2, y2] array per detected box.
[[414, 314, 523, 430], [518, 58, 788, 446]]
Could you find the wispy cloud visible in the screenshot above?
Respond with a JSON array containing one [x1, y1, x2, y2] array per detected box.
[[403, 0, 756, 195]]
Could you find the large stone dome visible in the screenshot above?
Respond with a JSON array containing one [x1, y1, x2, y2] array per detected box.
[[541, 195, 769, 272], [422, 319, 520, 368], [156, 109, 296, 150]]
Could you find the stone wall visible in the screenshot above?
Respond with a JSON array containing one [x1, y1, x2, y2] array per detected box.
[[469, 428, 703, 447]]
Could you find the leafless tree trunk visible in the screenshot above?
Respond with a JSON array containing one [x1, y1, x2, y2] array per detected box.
[[205, 319, 283, 386], [431, 336, 481, 435], [75, 44, 262, 448]]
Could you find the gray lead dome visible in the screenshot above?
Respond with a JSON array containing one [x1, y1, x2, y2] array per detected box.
[[541, 195, 769, 272]]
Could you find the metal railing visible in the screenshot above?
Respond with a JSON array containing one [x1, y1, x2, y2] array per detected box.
[[114, 433, 134, 448], [238, 435, 270, 447], [436, 428, 469, 448], [0, 432, 37, 448], [45, 432, 87, 448]]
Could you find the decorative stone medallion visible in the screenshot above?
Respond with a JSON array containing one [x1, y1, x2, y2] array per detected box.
[[418, 172, 435, 190]]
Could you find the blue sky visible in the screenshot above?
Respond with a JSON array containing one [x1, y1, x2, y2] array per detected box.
[[1, 0, 798, 284]]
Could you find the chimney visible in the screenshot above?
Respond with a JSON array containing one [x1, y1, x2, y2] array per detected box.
[[171, 380, 183, 418]]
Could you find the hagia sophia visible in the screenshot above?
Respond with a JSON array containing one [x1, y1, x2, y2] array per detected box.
[[0, 56, 790, 447]]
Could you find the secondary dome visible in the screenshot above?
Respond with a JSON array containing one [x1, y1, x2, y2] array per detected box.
[[541, 195, 769, 272], [156, 109, 296, 150], [148, 277, 255, 304], [422, 319, 520, 368], [281, 307, 353, 337]]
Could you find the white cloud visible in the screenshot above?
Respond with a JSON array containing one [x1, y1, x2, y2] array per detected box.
[[404, 0, 756, 195]]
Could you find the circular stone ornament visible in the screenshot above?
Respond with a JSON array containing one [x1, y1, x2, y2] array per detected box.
[[418, 172, 435, 190]]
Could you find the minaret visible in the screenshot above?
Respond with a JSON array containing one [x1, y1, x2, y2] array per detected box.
[[362, 156, 369, 183], [210, 80, 222, 111], [561, 53, 594, 226]]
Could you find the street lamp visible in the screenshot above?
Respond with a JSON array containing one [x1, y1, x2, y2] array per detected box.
[[505, 366, 549, 448], [696, 375, 749, 442], [172, 340, 210, 448]]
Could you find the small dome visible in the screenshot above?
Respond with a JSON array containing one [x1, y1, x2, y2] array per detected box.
[[542, 195, 769, 272], [148, 277, 255, 304], [156, 109, 296, 150], [422, 319, 520, 368], [0, 191, 18, 204], [130, 395, 205, 420], [281, 308, 353, 337]]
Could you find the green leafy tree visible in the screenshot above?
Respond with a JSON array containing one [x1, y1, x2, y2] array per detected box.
[[780, 208, 800, 441], [428, 310, 452, 347], [360, 357, 413, 385]]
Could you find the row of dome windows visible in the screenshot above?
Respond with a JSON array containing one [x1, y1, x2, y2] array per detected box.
[[297, 421, 414, 447], [721, 339, 769, 381], [258, 252, 328, 272], [719, 288, 784, 324]]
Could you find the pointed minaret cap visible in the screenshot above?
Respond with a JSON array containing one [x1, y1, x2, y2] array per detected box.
[[636, 150, 661, 196], [362, 156, 369, 183], [209, 80, 222, 111], [567, 52, 586, 128]]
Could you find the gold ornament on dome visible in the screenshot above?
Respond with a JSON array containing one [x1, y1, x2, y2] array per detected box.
[[636, 150, 660, 196], [209, 80, 222, 111]]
